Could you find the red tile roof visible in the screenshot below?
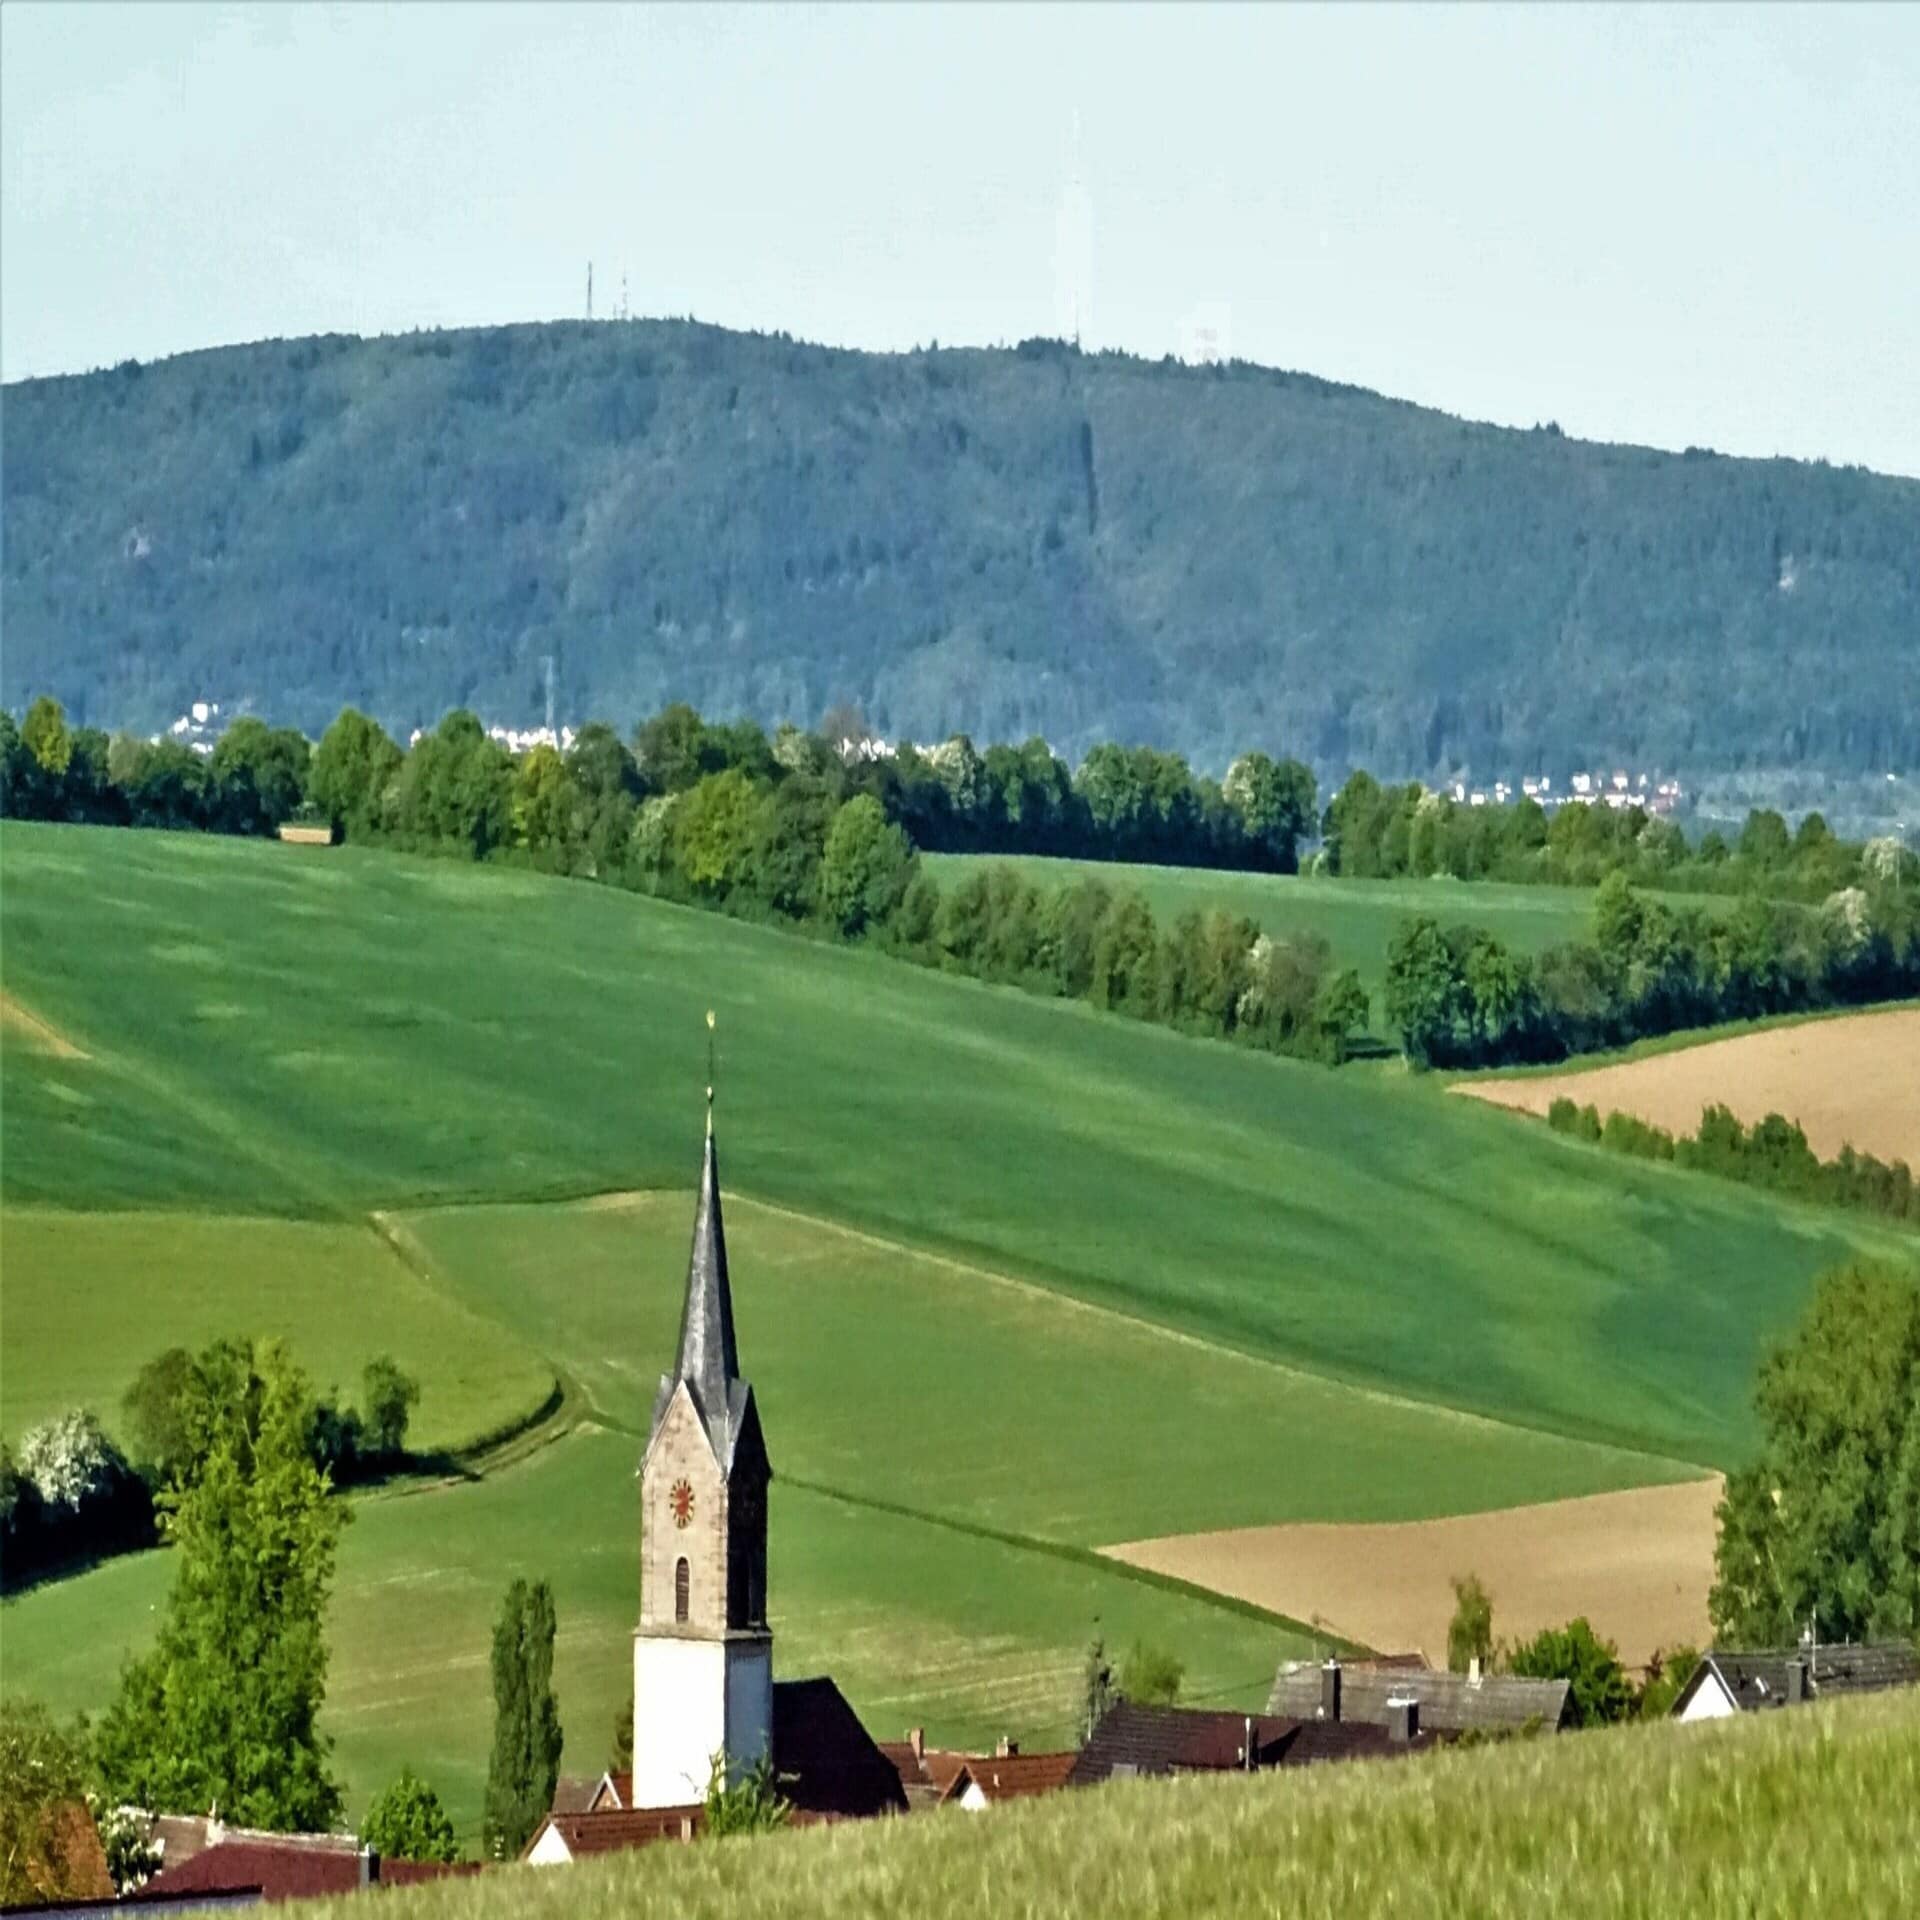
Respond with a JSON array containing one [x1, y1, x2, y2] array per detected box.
[[131, 1834, 367, 1902], [531, 1807, 703, 1859], [129, 1831, 478, 1903], [953, 1752, 1079, 1802]]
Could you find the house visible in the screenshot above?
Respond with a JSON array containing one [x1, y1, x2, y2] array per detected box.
[[525, 1678, 905, 1863], [877, 1732, 1077, 1811], [1266, 1656, 1571, 1735], [1069, 1697, 1447, 1787], [125, 1825, 474, 1903], [1671, 1643, 1920, 1722], [523, 1097, 905, 1869]]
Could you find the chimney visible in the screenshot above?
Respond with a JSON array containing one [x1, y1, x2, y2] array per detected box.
[[1786, 1659, 1809, 1704], [1320, 1657, 1342, 1722], [909, 1727, 925, 1763], [1387, 1696, 1420, 1745], [995, 1735, 1018, 1758], [358, 1848, 378, 1888]]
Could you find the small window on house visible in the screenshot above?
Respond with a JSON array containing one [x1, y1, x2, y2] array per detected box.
[[674, 1557, 690, 1624]]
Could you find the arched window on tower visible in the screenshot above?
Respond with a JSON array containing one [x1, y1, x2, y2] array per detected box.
[[674, 1556, 690, 1624]]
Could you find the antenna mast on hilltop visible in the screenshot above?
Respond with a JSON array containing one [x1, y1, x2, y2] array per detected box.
[[586, 261, 594, 321]]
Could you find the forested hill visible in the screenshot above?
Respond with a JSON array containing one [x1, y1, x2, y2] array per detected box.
[[4, 320, 1916, 778]]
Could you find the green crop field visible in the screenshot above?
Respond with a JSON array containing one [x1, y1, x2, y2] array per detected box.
[[313, 1692, 1920, 1920], [1, 822, 1899, 1840], [2, 824, 1888, 1460], [0, 1209, 552, 1453], [925, 852, 1715, 1037]]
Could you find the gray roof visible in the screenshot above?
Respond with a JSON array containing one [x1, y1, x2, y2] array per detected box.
[[1681, 1642, 1920, 1714], [647, 1115, 763, 1473], [1266, 1660, 1571, 1733]]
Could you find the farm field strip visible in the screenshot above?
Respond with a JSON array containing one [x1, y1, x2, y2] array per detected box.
[[1456, 1006, 1920, 1167], [0, 1207, 555, 1454], [1104, 1476, 1726, 1673], [390, 1188, 1705, 1545]]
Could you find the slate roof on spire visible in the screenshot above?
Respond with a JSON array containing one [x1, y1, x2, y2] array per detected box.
[[647, 1115, 763, 1472]]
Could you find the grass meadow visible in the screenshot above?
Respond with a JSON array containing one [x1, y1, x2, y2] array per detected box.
[[2, 823, 1891, 1463], [306, 1692, 1920, 1920], [0, 1209, 551, 1452], [0, 823, 1899, 1841]]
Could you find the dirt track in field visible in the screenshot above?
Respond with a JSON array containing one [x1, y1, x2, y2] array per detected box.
[[1103, 1478, 1722, 1673], [0, 989, 88, 1059], [1455, 1008, 1920, 1167]]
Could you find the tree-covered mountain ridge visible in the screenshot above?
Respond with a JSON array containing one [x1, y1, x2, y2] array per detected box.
[[4, 318, 1916, 778]]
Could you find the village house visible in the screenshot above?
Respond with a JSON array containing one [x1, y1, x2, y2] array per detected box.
[[1670, 1642, 1920, 1722], [877, 1732, 1079, 1811], [1069, 1696, 1449, 1786], [1266, 1656, 1572, 1735]]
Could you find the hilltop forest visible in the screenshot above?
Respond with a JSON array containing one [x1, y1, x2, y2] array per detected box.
[[4, 319, 1917, 778]]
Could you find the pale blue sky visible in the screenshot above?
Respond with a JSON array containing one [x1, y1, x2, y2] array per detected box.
[[4, 3, 1917, 474]]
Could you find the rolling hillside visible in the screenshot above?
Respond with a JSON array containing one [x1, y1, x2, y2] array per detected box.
[[5, 321, 1918, 778], [3, 824, 1903, 1831]]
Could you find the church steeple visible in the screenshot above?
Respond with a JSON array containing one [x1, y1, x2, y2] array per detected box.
[[633, 1030, 774, 1809], [654, 1102, 743, 1456]]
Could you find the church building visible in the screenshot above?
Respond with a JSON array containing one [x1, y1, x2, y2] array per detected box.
[[631, 1090, 774, 1806], [526, 1086, 905, 1864]]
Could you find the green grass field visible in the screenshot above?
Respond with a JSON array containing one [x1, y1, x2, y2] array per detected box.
[[308, 1692, 1920, 1920], [0, 1210, 552, 1453], [2, 824, 1890, 1463], [0, 822, 1898, 1841], [924, 853, 1638, 1035]]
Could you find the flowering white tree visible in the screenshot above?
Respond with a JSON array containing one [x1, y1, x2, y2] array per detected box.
[[17, 1410, 126, 1513]]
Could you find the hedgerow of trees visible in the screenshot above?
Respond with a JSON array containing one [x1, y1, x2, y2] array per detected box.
[[3, 1341, 418, 1594], [1546, 1097, 1919, 1228], [1323, 769, 1918, 903], [1384, 873, 1920, 1069]]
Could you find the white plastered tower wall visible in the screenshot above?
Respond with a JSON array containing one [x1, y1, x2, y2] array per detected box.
[[630, 1103, 775, 1809]]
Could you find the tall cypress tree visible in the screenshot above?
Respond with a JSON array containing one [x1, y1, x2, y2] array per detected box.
[[482, 1578, 563, 1859]]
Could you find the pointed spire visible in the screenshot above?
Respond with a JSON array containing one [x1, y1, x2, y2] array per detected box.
[[648, 1013, 745, 1462], [671, 1110, 739, 1422]]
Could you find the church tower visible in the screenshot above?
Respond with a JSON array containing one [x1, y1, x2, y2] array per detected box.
[[631, 1089, 772, 1809]]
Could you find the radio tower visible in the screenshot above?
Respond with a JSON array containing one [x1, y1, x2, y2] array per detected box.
[[586, 261, 594, 321]]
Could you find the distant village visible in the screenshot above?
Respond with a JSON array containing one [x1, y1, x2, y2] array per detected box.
[[160, 698, 1687, 819]]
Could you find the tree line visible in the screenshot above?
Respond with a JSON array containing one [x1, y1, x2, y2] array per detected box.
[[1324, 769, 1917, 903], [1385, 873, 1920, 1070], [3, 695, 1370, 1065], [1, 1340, 418, 1595], [1547, 1096, 1919, 1228]]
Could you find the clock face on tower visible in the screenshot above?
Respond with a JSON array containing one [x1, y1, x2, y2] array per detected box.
[[669, 1478, 695, 1529]]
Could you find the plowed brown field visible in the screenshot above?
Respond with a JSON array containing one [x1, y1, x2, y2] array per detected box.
[[1103, 1477, 1722, 1672], [1456, 1007, 1920, 1166]]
